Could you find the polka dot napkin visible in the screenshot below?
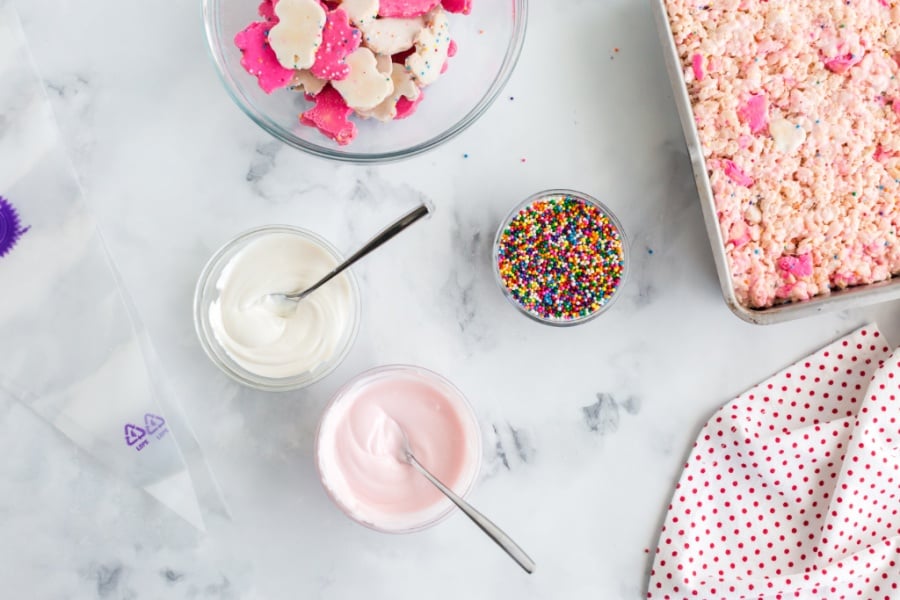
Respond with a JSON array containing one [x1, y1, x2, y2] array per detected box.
[[648, 325, 900, 599]]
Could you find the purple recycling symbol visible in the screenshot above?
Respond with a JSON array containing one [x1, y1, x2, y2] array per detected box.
[[124, 423, 146, 446], [144, 413, 165, 435]]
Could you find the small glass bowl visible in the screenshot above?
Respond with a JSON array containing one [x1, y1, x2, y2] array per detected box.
[[193, 225, 361, 391], [315, 365, 482, 533], [493, 189, 629, 327], [201, 0, 528, 163]]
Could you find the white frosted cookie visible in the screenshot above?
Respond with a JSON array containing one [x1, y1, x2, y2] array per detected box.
[[290, 69, 328, 95], [269, 0, 327, 70], [332, 47, 395, 110], [358, 63, 421, 121], [339, 0, 379, 28], [405, 7, 451, 87], [361, 16, 425, 55], [375, 53, 393, 75]]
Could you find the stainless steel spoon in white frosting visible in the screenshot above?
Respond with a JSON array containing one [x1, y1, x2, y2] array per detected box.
[[263, 202, 431, 316]]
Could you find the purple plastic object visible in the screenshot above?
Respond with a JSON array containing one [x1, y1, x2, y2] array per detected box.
[[0, 196, 29, 258]]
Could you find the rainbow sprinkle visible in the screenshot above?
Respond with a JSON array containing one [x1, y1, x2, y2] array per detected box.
[[496, 194, 625, 322]]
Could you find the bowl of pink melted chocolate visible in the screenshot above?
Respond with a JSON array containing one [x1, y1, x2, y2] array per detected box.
[[316, 365, 482, 532], [203, 0, 527, 162]]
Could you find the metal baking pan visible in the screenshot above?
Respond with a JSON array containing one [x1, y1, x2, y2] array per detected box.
[[651, 0, 900, 325]]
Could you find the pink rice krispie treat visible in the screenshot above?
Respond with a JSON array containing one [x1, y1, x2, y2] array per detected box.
[[666, 0, 900, 308]]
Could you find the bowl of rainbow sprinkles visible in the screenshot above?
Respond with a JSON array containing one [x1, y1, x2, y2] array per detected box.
[[493, 190, 628, 327]]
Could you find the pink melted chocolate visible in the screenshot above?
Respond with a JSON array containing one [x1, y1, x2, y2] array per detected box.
[[317, 368, 478, 529]]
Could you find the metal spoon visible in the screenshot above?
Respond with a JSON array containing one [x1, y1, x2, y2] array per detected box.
[[396, 425, 536, 574], [265, 203, 431, 312]]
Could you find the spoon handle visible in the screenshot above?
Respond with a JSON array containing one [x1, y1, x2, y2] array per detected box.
[[408, 455, 536, 574], [286, 203, 431, 301]]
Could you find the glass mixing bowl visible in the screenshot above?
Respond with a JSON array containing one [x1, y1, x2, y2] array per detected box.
[[202, 0, 528, 163]]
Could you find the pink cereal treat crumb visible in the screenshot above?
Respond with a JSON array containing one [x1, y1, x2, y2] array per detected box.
[[300, 85, 358, 145], [310, 8, 361, 81], [666, 0, 900, 309], [378, 0, 440, 18], [824, 52, 862, 74], [691, 53, 704, 81], [723, 160, 753, 187], [235, 21, 295, 93]]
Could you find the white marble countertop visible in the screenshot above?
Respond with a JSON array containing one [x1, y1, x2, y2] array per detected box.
[[6, 0, 900, 598]]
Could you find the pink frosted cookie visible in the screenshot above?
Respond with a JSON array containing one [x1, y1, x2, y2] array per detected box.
[[723, 160, 753, 187], [300, 85, 358, 145], [311, 8, 361, 80], [778, 254, 813, 278], [259, 0, 277, 21], [691, 54, 704, 81], [439, 39, 457, 74], [824, 52, 863, 74], [378, 0, 440, 18], [441, 0, 471, 15], [737, 94, 768, 135], [395, 89, 424, 119], [392, 47, 416, 63], [235, 21, 295, 93]]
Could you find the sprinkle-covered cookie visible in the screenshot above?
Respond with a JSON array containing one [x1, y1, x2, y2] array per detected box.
[[269, 0, 327, 70], [378, 0, 440, 18], [300, 85, 358, 145], [310, 8, 361, 80], [332, 47, 395, 110], [290, 69, 328, 94], [234, 21, 296, 93], [361, 16, 425, 55], [339, 0, 378, 28], [357, 63, 420, 121], [405, 7, 451, 86]]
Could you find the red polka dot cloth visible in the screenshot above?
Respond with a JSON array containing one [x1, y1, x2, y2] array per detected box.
[[648, 325, 900, 599]]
